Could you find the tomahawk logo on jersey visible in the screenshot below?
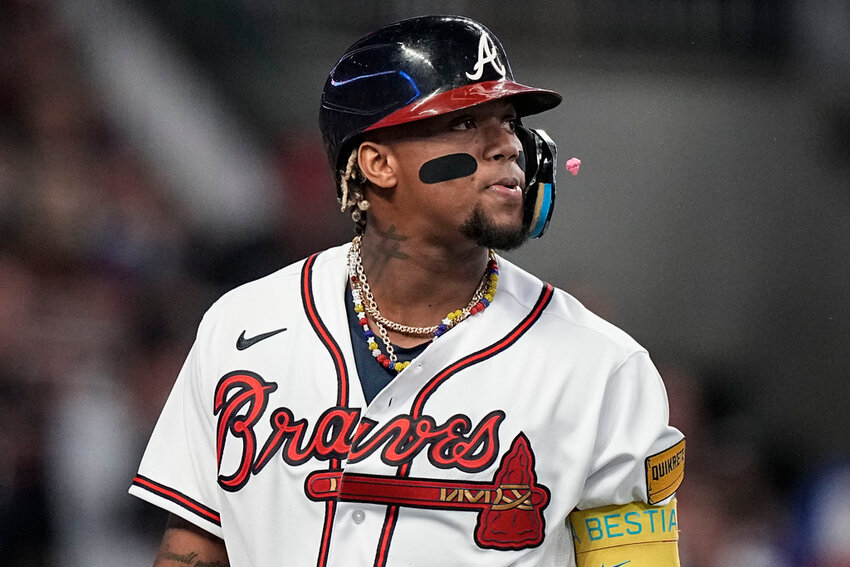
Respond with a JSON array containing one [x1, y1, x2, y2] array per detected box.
[[130, 245, 684, 566]]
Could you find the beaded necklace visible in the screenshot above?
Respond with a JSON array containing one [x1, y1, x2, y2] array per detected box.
[[347, 236, 498, 374]]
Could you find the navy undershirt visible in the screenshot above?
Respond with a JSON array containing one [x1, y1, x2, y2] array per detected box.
[[345, 284, 430, 404]]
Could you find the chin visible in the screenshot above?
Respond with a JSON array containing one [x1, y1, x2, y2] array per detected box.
[[459, 207, 530, 251]]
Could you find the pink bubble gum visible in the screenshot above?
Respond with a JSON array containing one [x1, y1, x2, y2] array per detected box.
[[565, 158, 581, 176]]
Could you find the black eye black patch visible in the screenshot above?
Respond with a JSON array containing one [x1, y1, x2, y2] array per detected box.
[[418, 153, 478, 184]]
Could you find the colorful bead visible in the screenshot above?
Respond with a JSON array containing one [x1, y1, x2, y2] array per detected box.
[[348, 239, 498, 375]]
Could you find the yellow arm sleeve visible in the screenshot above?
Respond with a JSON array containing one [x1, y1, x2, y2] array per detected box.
[[568, 499, 680, 566]]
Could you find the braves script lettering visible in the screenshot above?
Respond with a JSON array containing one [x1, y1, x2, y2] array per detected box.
[[214, 372, 505, 491]]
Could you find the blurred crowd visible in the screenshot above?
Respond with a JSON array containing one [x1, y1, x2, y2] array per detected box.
[[0, 2, 344, 564], [0, 3, 214, 564], [0, 2, 847, 567]]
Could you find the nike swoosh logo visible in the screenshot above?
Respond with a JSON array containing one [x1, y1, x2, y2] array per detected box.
[[236, 328, 287, 350], [603, 562, 631, 567]]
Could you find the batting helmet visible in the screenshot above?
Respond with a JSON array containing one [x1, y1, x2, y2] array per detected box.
[[319, 15, 562, 184]]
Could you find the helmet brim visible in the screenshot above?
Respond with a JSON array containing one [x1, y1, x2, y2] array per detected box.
[[364, 80, 562, 132]]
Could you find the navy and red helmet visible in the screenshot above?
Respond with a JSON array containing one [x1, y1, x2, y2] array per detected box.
[[319, 15, 563, 193]]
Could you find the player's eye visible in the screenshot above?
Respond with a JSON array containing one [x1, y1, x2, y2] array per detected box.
[[505, 118, 517, 132], [452, 117, 477, 131]]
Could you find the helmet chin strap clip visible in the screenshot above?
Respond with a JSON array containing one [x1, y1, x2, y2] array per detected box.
[[518, 127, 557, 239]]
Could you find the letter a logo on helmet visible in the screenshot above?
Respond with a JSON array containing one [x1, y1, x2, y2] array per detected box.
[[466, 33, 506, 80]]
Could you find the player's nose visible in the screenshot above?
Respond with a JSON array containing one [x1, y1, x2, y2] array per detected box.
[[481, 119, 521, 163]]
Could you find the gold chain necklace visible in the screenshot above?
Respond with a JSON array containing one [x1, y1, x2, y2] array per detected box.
[[350, 238, 495, 337], [347, 236, 498, 373]]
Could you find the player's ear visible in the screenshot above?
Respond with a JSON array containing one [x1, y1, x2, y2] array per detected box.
[[357, 141, 397, 190]]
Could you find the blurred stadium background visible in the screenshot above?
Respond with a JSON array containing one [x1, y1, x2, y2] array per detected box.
[[0, 1, 848, 565]]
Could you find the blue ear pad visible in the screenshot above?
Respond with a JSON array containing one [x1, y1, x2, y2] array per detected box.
[[419, 153, 478, 184], [517, 126, 558, 239], [527, 182, 554, 239]]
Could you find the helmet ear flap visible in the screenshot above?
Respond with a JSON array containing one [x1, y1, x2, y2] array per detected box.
[[518, 126, 558, 239]]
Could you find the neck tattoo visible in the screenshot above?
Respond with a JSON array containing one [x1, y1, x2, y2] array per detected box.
[[347, 235, 499, 374]]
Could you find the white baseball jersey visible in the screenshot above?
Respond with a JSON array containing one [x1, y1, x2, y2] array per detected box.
[[130, 242, 684, 566]]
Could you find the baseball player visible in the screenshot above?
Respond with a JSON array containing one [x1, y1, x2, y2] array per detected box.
[[131, 15, 685, 567]]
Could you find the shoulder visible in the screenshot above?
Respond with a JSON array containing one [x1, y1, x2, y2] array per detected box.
[[198, 243, 349, 334], [496, 255, 646, 365]]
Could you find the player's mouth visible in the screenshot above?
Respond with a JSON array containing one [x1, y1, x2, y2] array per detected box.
[[485, 177, 523, 200]]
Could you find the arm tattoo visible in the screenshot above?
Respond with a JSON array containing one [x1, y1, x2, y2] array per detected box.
[[157, 550, 198, 564], [158, 515, 229, 566], [156, 550, 229, 567]]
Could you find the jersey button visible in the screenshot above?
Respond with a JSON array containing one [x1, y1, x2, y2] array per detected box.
[[352, 509, 366, 524]]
